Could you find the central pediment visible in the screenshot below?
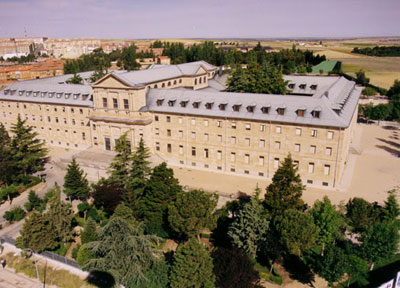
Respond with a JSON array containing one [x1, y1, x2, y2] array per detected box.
[[92, 74, 134, 89]]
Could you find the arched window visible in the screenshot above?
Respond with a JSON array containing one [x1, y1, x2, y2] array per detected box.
[[162, 83, 165, 88]]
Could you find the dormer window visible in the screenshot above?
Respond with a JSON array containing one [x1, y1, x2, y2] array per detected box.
[[56, 93, 63, 98], [48, 92, 55, 98], [26, 91, 32, 96], [156, 99, 164, 106], [65, 93, 71, 99], [299, 84, 306, 89], [82, 94, 89, 100], [18, 90, 25, 96], [288, 83, 295, 89], [3, 89, 10, 95], [297, 109, 305, 117], [193, 101, 200, 109], [168, 100, 176, 107], [312, 110, 321, 118], [247, 105, 255, 113], [33, 91, 39, 97], [277, 108, 285, 115], [219, 103, 227, 111], [73, 93, 80, 100], [41, 92, 47, 97], [180, 100, 188, 107], [154, 84, 158, 88], [261, 106, 270, 114], [205, 102, 213, 110], [310, 84, 317, 90], [10, 90, 16, 95], [232, 104, 241, 112]]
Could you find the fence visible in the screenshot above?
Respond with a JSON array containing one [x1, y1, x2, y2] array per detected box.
[[1, 236, 81, 269]]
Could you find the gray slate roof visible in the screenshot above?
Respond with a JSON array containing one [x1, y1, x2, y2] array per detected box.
[[145, 76, 361, 128]]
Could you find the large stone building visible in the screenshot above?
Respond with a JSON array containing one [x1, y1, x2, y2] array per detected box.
[[0, 61, 360, 188]]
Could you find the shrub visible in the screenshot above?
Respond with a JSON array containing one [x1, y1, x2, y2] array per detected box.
[[363, 87, 378, 97], [3, 206, 26, 222]]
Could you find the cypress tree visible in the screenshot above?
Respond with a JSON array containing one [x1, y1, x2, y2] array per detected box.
[[140, 162, 182, 237], [264, 154, 306, 217], [108, 133, 132, 188], [170, 239, 215, 288], [81, 218, 98, 244], [64, 158, 90, 200], [10, 115, 47, 176]]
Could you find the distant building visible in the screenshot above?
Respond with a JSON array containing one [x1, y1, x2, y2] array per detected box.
[[0, 61, 360, 189], [43, 38, 101, 58]]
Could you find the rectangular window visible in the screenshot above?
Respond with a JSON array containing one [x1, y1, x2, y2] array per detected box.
[[245, 123, 251, 130], [178, 117, 183, 124], [326, 147, 332, 156], [191, 118, 196, 125], [245, 154, 250, 164], [275, 141, 281, 150], [296, 128, 302, 135], [204, 120, 209, 127], [245, 138, 250, 146], [204, 149, 209, 158], [311, 129, 317, 137], [191, 132, 196, 139], [327, 131, 334, 139], [105, 137, 111, 151], [167, 144, 172, 153], [324, 165, 331, 175], [230, 152, 236, 162], [274, 158, 279, 169], [82, 132, 86, 140], [217, 135, 222, 142], [259, 156, 264, 166], [217, 150, 222, 160], [204, 133, 209, 141], [124, 99, 129, 110], [310, 145, 316, 154], [231, 122, 236, 129], [308, 162, 315, 173], [217, 121, 222, 128], [192, 147, 196, 156], [166, 116, 171, 122], [231, 136, 236, 144], [167, 129, 171, 136], [155, 115, 159, 121], [295, 143, 301, 152], [113, 98, 118, 109], [155, 128, 159, 135], [156, 142, 160, 151], [260, 125, 266, 132], [102, 98, 108, 108], [276, 126, 281, 134], [179, 130, 183, 138], [259, 139, 265, 148], [179, 145, 184, 155]]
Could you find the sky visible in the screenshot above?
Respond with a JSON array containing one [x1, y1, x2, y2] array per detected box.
[[0, 0, 399, 39]]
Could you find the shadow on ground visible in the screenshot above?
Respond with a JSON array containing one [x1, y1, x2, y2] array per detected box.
[[375, 138, 400, 157], [87, 271, 115, 288], [283, 255, 315, 286]]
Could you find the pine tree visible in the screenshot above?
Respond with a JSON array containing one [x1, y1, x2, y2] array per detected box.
[[15, 211, 58, 252], [10, 115, 47, 176], [170, 239, 215, 288], [264, 154, 305, 217], [111, 202, 140, 228], [228, 188, 269, 258], [168, 190, 218, 240], [81, 218, 98, 244], [140, 162, 182, 237], [47, 184, 75, 243], [382, 190, 400, 221], [0, 123, 13, 185], [108, 133, 132, 188], [124, 138, 151, 212], [64, 158, 90, 200]]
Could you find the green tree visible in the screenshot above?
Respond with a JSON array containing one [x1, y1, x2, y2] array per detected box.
[[76, 245, 96, 267], [387, 79, 400, 98], [264, 154, 306, 217], [134, 258, 170, 288], [311, 196, 345, 254], [10, 115, 47, 176], [15, 211, 58, 252], [83, 217, 161, 287], [359, 220, 400, 265], [345, 197, 380, 232], [24, 190, 44, 212], [0, 123, 13, 185], [212, 246, 261, 288], [124, 138, 151, 212], [81, 218, 98, 244], [170, 239, 215, 288], [64, 158, 90, 200], [108, 133, 132, 188], [66, 73, 83, 84], [356, 70, 370, 86], [110, 202, 139, 227], [121, 45, 141, 71], [275, 209, 319, 256], [0, 184, 19, 203], [140, 162, 183, 237], [362, 87, 377, 97], [3, 206, 26, 222], [344, 253, 369, 287], [228, 188, 269, 258], [382, 190, 400, 221], [168, 190, 218, 240]]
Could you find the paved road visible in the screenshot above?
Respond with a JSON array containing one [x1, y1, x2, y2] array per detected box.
[[0, 268, 41, 288]]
